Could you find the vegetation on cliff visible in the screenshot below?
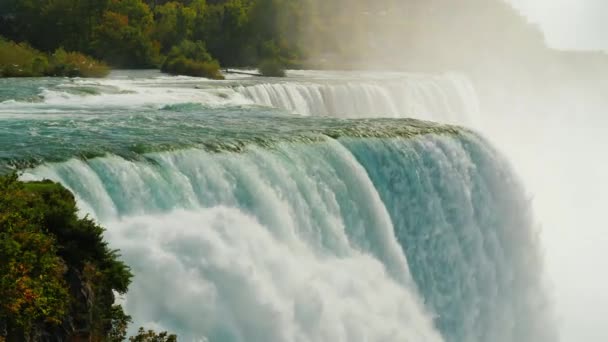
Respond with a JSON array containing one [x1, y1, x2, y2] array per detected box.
[[0, 174, 173, 341]]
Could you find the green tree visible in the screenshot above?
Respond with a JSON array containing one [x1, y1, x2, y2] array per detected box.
[[0, 174, 69, 337], [108, 305, 132, 342], [0, 175, 132, 340], [161, 39, 224, 79], [153, 2, 196, 54], [93, 0, 160, 67], [129, 327, 177, 342], [192, 0, 253, 66]]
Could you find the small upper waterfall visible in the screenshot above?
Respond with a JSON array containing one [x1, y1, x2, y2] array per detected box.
[[234, 73, 480, 126]]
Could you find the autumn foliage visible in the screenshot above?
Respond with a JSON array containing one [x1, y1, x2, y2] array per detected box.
[[0, 175, 131, 340]]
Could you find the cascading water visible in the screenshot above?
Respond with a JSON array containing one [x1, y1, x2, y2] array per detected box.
[[1, 70, 556, 341], [234, 73, 480, 125], [0, 71, 479, 126]]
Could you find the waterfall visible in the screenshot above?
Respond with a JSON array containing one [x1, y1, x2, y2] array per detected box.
[[235, 73, 480, 125], [22, 131, 555, 342], [2, 70, 557, 341]]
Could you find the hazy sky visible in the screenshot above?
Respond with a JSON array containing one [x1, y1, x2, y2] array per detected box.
[[508, 0, 607, 51]]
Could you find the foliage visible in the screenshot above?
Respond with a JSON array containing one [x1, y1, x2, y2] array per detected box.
[[0, 38, 48, 77], [92, 0, 161, 68], [193, 0, 255, 66], [166, 39, 213, 63], [258, 58, 285, 77], [161, 40, 224, 79], [129, 327, 177, 342], [0, 175, 68, 332], [49, 48, 110, 77], [0, 174, 132, 340], [0, 0, 563, 75], [0, 0, 307, 70], [162, 56, 224, 79], [152, 1, 195, 54], [0, 37, 109, 77], [108, 305, 132, 342]]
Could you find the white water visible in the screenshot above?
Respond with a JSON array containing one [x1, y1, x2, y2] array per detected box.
[[22, 131, 557, 342], [1, 71, 479, 127]]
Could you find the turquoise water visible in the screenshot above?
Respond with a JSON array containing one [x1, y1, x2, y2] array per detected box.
[[1, 70, 555, 341], [0, 105, 458, 170]]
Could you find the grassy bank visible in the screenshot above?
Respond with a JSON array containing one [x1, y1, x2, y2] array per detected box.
[[0, 38, 109, 78]]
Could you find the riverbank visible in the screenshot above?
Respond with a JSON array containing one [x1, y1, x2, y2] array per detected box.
[[0, 38, 109, 78]]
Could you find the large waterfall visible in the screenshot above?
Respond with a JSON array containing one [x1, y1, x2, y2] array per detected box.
[[2, 70, 556, 341]]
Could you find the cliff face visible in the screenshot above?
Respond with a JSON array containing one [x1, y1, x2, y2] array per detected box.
[[0, 175, 131, 342]]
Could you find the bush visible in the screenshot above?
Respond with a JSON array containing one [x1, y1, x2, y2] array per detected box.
[[92, 2, 161, 68], [161, 40, 224, 79], [0, 174, 131, 340], [258, 59, 286, 77], [166, 40, 213, 63], [129, 327, 177, 342], [0, 175, 69, 332], [0, 38, 48, 77], [0, 37, 109, 78], [162, 56, 224, 79], [49, 49, 110, 78]]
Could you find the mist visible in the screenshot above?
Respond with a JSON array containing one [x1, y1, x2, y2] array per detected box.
[[291, 1, 608, 341], [509, 0, 608, 51]]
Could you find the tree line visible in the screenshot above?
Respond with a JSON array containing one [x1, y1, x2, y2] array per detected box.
[[0, 0, 308, 72], [2, 0, 603, 79]]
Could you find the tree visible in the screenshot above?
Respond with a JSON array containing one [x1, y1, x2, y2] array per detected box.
[[0, 175, 132, 340], [153, 1, 196, 53], [192, 0, 254, 66], [92, 0, 160, 67], [0, 175, 69, 338], [129, 327, 177, 342], [161, 40, 224, 79]]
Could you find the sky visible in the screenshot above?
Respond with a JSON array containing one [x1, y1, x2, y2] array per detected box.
[[508, 0, 607, 51]]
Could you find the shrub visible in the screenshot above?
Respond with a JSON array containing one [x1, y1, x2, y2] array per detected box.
[[0, 174, 69, 334], [161, 40, 224, 79], [0, 174, 131, 340], [49, 48, 110, 78], [0, 37, 109, 78], [92, 2, 161, 68], [162, 56, 224, 79], [129, 327, 177, 342], [0, 38, 48, 77], [258, 59, 286, 77], [166, 40, 213, 63]]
